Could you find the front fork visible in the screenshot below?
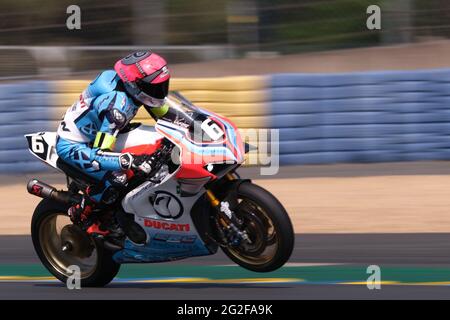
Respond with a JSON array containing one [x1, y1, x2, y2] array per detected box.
[[205, 173, 251, 246]]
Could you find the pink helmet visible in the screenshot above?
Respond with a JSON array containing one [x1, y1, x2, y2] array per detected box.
[[114, 51, 170, 107]]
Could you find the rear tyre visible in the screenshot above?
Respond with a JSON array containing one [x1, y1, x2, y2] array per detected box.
[[221, 182, 294, 272], [31, 198, 120, 287]]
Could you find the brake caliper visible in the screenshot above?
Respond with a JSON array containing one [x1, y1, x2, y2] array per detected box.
[[219, 201, 251, 246]]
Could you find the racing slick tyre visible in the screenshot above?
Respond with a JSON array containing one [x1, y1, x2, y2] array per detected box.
[[221, 182, 294, 272], [31, 198, 120, 287]]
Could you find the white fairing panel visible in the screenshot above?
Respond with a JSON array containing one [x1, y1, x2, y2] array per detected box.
[[122, 173, 204, 240], [25, 132, 60, 171], [119, 124, 209, 256], [115, 124, 163, 151]]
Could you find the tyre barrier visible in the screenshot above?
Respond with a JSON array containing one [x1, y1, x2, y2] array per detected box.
[[3, 69, 450, 172], [0, 80, 54, 172], [271, 69, 450, 165], [0, 76, 269, 172]]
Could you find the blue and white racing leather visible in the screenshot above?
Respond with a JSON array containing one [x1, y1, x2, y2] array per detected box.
[[56, 70, 141, 202]]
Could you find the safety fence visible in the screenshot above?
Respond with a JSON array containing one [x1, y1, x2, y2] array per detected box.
[[1, 68, 450, 172]]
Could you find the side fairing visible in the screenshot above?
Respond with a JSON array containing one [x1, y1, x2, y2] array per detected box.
[[116, 174, 212, 263]]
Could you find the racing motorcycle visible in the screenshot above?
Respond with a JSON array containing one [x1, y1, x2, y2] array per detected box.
[[25, 91, 294, 287]]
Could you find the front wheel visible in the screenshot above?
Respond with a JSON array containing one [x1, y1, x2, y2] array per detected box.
[[221, 182, 294, 272], [31, 198, 120, 287]]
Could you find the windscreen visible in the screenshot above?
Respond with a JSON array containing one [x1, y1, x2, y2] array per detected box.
[[154, 92, 223, 143]]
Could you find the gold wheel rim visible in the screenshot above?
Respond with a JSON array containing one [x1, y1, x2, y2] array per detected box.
[[38, 213, 98, 278], [227, 198, 279, 265]]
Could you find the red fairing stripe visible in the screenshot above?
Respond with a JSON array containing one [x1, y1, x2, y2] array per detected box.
[[121, 140, 162, 155], [206, 112, 244, 162], [175, 164, 216, 180]]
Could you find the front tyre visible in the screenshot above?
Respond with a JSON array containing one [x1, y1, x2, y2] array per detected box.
[[221, 182, 294, 272], [31, 198, 120, 287]]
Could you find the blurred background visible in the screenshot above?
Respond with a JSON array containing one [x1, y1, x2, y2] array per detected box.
[[0, 0, 449, 79], [2, 0, 450, 235], [1, 0, 450, 167], [1, 1, 450, 298]]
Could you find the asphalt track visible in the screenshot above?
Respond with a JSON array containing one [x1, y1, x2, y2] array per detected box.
[[3, 162, 450, 299], [1, 233, 450, 299]]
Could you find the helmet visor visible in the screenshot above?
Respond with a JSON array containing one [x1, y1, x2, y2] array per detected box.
[[135, 92, 166, 108], [138, 78, 169, 100]]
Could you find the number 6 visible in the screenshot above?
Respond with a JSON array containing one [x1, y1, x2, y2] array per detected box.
[[201, 119, 224, 141], [31, 136, 45, 154]]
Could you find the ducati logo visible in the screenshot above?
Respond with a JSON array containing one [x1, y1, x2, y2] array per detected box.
[[144, 219, 190, 232], [149, 191, 183, 219]]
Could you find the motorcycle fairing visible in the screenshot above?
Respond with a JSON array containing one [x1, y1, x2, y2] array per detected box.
[[155, 106, 245, 167], [116, 173, 213, 263], [112, 235, 211, 263], [114, 99, 247, 263], [25, 93, 246, 264]]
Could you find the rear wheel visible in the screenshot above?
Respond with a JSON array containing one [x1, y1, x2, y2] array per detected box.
[[31, 198, 120, 287], [220, 182, 294, 272]]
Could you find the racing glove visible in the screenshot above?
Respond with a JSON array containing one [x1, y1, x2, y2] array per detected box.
[[68, 196, 93, 223], [119, 153, 156, 174]]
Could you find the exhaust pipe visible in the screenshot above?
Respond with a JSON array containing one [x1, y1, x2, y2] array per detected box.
[[27, 179, 81, 205]]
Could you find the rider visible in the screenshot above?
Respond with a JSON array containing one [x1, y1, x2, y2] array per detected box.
[[55, 51, 170, 238]]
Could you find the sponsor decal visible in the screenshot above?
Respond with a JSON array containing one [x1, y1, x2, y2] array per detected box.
[[113, 109, 125, 123], [81, 123, 97, 136], [149, 191, 183, 219], [79, 94, 87, 108], [130, 181, 157, 200], [134, 51, 147, 57], [173, 117, 190, 129], [159, 66, 170, 79], [153, 233, 197, 244], [31, 184, 43, 196], [121, 51, 151, 65], [111, 171, 127, 185], [144, 219, 190, 232]]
